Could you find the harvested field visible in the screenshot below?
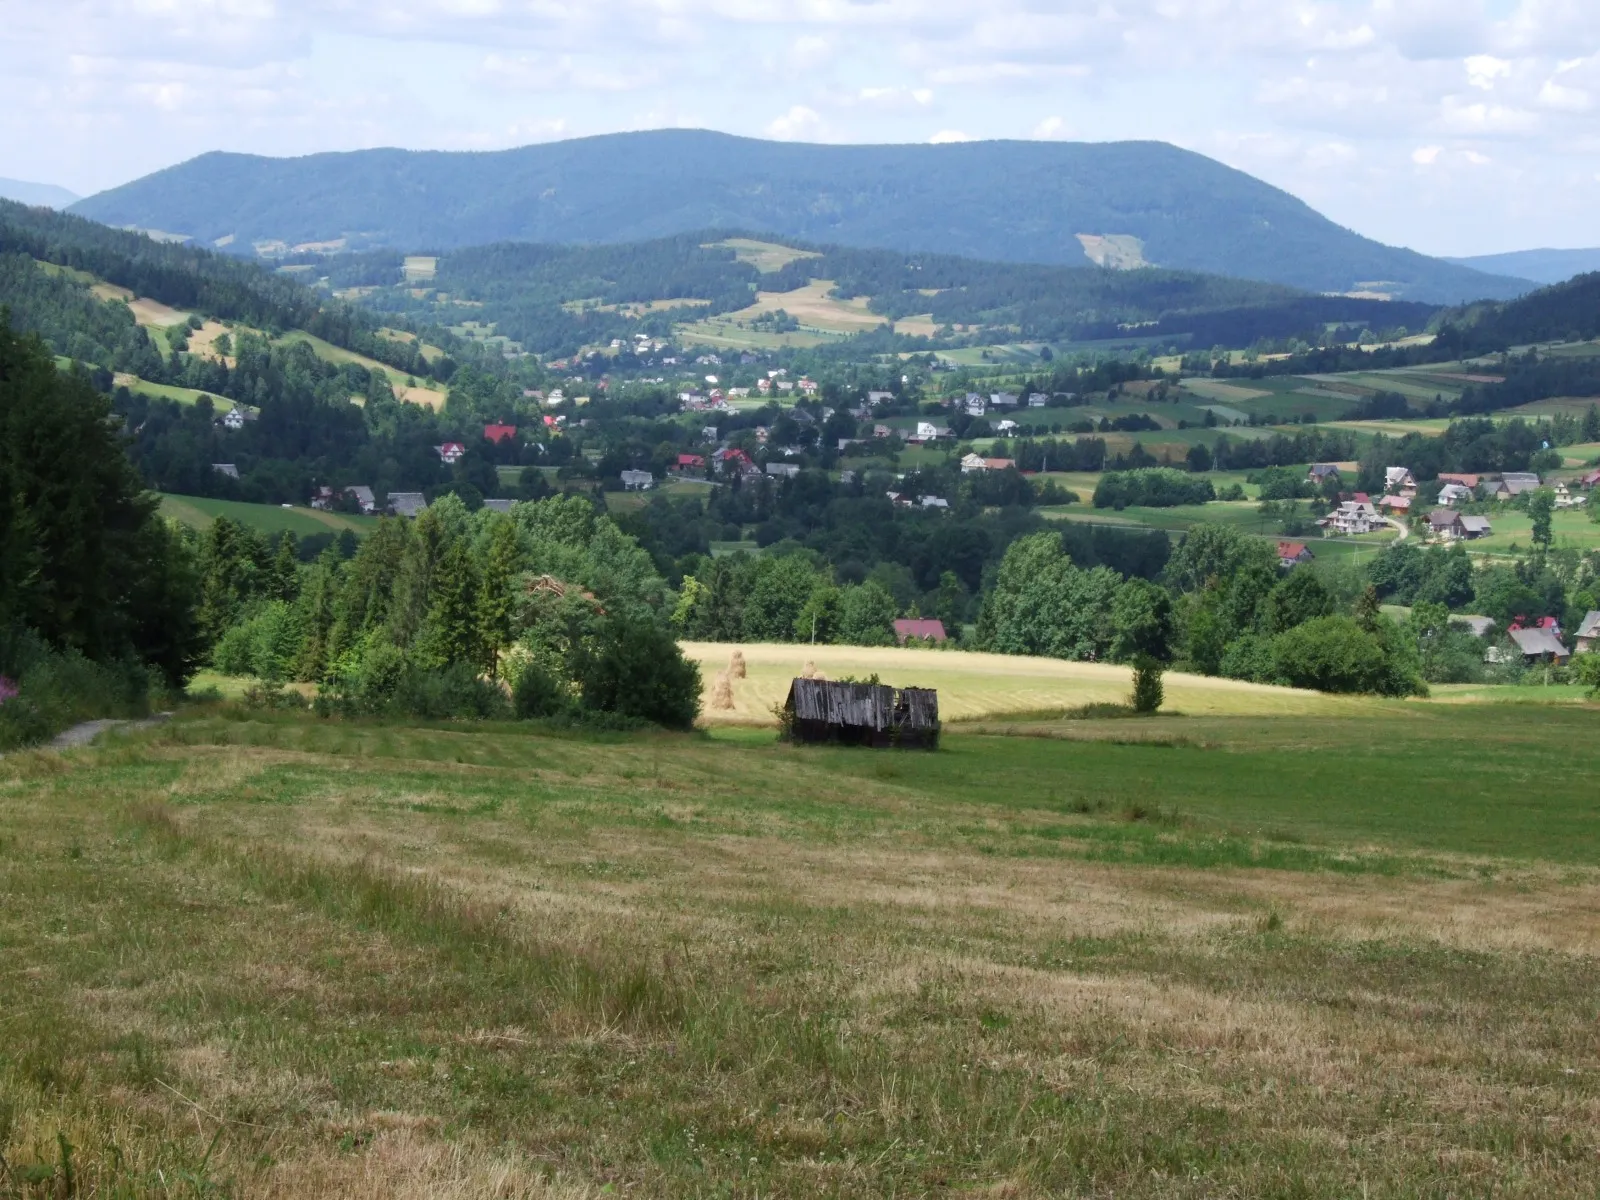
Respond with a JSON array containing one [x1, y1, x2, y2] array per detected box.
[[705, 237, 821, 273], [1, 702, 1598, 1196], [679, 641, 1371, 724]]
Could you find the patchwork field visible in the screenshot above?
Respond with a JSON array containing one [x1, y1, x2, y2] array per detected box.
[[705, 237, 821, 274], [159, 493, 379, 538], [2, 699, 1598, 1196], [276, 331, 447, 409]]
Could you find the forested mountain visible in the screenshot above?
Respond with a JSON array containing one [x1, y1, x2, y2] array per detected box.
[[72, 131, 1527, 304], [346, 233, 1437, 358], [1446, 249, 1600, 286]]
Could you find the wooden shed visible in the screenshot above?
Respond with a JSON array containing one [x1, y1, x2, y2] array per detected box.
[[781, 679, 940, 750]]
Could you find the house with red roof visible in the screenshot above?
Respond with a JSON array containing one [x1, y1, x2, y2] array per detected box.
[[483, 424, 518, 444], [1277, 541, 1315, 567], [894, 618, 949, 645], [435, 442, 466, 464], [675, 454, 706, 472]]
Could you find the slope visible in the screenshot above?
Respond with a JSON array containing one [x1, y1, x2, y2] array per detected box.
[[0, 176, 80, 209], [72, 130, 1528, 305], [1446, 248, 1600, 286]]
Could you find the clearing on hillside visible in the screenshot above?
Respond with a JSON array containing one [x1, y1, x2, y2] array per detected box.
[[1076, 233, 1150, 270], [706, 237, 821, 273], [403, 256, 438, 282], [92, 281, 190, 327], [159, 493, 378, 537]]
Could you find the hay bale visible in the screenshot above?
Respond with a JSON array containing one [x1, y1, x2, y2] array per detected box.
[[728, 649, 747, 679], [709, 671, 735, 711], [801, 660, 824, 681]]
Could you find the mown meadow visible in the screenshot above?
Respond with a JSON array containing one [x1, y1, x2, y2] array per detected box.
[[2, 698, 1599, 1197]]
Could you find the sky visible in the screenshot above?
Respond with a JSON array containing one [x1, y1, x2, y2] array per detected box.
[[2, 0, 1598, 257]]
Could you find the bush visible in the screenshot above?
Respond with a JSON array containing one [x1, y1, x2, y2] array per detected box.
[[389, 663, 511, 721], [1270, 615, 1425, 697], [1574, 653, 1600, 698], [512, 659, 567, 719], [578, 618, 702, 730], [1130, 655, 1165, 714], [0, 629, 149, 751], [1094, 469, 1215, 510]]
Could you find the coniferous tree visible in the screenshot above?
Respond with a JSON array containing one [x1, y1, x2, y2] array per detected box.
[[476, 516, 521, 677], [419, 540, 480, 670]]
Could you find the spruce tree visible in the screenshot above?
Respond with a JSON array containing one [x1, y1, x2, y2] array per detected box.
[[476, 517, 521, 677], [418, 540, 480, 670]]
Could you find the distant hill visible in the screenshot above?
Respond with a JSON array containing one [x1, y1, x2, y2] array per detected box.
[[1445, 248, 1600, 286], [1450, 271, 1600, 348], [72, 131, 1529, 305], [0, 176, 80, 209]]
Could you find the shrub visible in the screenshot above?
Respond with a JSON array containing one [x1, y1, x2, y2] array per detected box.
[[389, 663, 510, 721], [0, 630, 149, 751], [1130, 655, 1165, 714], [1093, 469, 1215, 510], [578, 618, 702, 730], [1271, 615, 1425, 697], [512, 659, 567, 719]]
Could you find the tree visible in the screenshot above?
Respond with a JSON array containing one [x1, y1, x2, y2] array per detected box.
[[578, 617, 701, 729], [1165, 523, 1277, 595], [476, 516, 521, 677], [1261, 570, 1334, 635], [268, 532, 300, 603], [1528, 489, 1554, 550], [1110, 578, 1174, 663], [417, 539, 480, 670], [1271, 615, 1423, 696], [1583, 404, 1600, 443], [836, 581, 897, 646]]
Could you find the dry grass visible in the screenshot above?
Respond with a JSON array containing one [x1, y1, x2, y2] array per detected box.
[[92, 281, 191, 327], [680, 641, 1372, 724]]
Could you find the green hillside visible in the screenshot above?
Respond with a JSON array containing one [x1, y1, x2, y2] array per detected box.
[[71, 131, 1528, 304]]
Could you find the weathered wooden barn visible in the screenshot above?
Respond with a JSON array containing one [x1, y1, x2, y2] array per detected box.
[[781, 679, 940, 749]]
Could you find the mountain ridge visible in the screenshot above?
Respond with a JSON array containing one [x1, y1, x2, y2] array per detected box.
[[0, 176, 81, 209], [1445, 248, 1600, 286], [71, 130, 1529, 305]]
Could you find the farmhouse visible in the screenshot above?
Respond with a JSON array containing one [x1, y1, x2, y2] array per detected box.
[[1553, 482, 1585, 509], [1460, 515, 1493, 539], [960, 453, 1016, 473], [1381, 495, 1412, 514], [867, 391, 895, 405], [921, 496, 949, 509], [483, 424, 517, 443], [1488, 473, 1541, 500], [1437, 483, 1474, 507], [435, 442, 466, 465], [212, 463, 239, 479], [1576, 611, 1600, 654], [1027, 393, 1049, 408], [1438, 473, 1481, 489], [963, 394, 987, 417], [1277, 541, 1315, 567], [1429, 510, 1466, 539], [674, 453, 705, 472], [914, 422, 950, 441], [894, 618, 949, 645], [765, 462, 800, 479], [1323, 500, 1384, 534], [1507, 625, 1570, 665], [345, 486, 376, 514], [1308, 463, 1342, 484], [1580, 468, 1600, 490], [782, 678, 940, 749], [388, 492, 427, 518], [712, 448, 752, 474], [219, 406, 257, 431], [620, 469, 655, 491], [989, 392, 1019, 409], [1385, 467, 1417, 494]]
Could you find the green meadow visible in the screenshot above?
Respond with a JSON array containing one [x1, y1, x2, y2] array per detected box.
[[2, 697, 1598, 1197]]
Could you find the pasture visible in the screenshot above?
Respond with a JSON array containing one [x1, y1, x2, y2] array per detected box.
[[704, 237, 820, 274], [2, 698, 1598, 1197], [276, 331, 447, 410], [159, 493, 379, 538], [1461, 508, 1600, 555]]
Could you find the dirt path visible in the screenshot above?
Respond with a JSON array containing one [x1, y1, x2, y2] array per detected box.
[[47, 714, 172, 750]]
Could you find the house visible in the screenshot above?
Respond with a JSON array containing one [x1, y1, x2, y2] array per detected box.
[[1507, 626, 1570, 664], [989, 392, 1019, 409], [388, 492, 428, 518], [1385, 467, 1417, 494], [212, 463, 240, 479], [1437, 483, 1474, 507], [1451, 615, 1496, 639], [1429, 510, 1466, 540], [963, 393, 987, 417], [712, 448, 753, 474], [995, 419, 1018, 434], [959, 452, 987, 473], [345, 486, 376, 514], [914, 422, 949, 441], [873, 424, 893, 438], [482, 499, 516, 513], [310, 486, 336, 510], [1308, 463, 1342, 484], [757, 378, 772, 394], [675, 454, 705, 472], [1576, 611, 1600, 654], [1553, 482, 1585, 509], [1027, 393, 1049, 409], [220, 407, 253, 431], [1459, 515, 1493, 539], [1580, 469, 1600, 490], [894, 618, 948, 645], [483, 424, 517, 444], [436, 442, 466, 465], [781, 678, 940, 749], [765, 462, 800, 479], [867, 391, 895, 405], [1380, 495, 1412, 514], [920, 496, 949, 509], [620, 469, 654, 491], [1277, 541, 1315, 567], [886, 491, 913, 508], [1488, 472, 1540, 500], [798, 378, 819, 395], [1324, 500, 1384, 534], [1437, 473, 1481, 489]]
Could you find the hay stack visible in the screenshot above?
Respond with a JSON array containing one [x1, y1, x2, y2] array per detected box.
[[709, 671, 736, 711], [801, 660, 824, 681], [728, 649, 747, 679]]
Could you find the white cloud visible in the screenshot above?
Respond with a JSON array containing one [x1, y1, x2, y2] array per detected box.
[[1412, 144, 1442, 164], [1464, 54, 1512, 89], [928, 129, 972, 143], [766, 105, 822, 141], [1033, 116, 1068, 139], [1538, 78, 1590, 110]]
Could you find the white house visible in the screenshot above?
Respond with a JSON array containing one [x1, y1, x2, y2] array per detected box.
[[765, 462, 800, 479], [964, 393, 987, 417], [620, 469, 654, 491], [436, 442, 466, 465], [1324, 500, 1384, 534], [1027, 393, 1049, 408]]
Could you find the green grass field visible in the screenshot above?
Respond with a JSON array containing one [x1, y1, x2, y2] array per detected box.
[[2, 697, 1598, 1197], [1461, 508, 1600, 554], [160, 493, 380, 538]]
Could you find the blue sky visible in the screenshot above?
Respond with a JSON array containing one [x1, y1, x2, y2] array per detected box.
[[3, 0, 1597, 256]]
